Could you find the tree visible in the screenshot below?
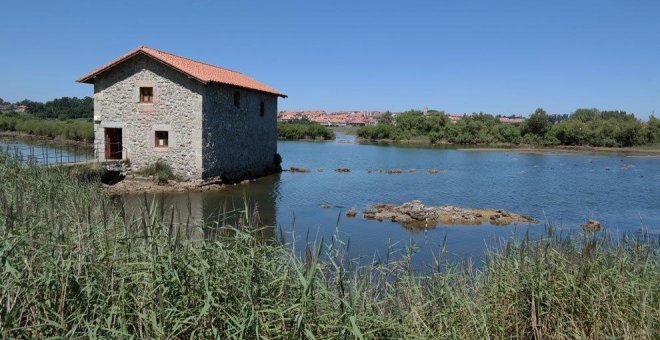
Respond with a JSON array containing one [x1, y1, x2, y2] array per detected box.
[[525, 108, 551, 136], [378, 111, 394, 125], [643, 115, 660, 144], [425, 112, 450, 133], [394, 110, 426, 135], [571, 108, 599, 122]]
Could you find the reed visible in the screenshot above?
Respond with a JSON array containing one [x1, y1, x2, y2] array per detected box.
[[0, 156, 658, 338]]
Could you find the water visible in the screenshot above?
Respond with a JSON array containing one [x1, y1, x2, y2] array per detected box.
[[8, 134, 659, 265], [0, 138, 93, 165], [120, 132, 660, 265]]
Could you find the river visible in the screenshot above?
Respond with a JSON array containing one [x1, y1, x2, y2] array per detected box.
[[126, 132, 660, 265], [5, 134, 660, 265], [0, 137, 93, 165]]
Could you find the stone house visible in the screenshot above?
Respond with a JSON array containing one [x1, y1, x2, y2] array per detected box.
[[77, 46, 286, 181]]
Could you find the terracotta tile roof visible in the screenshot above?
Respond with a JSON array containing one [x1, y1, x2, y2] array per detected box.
[[77, 46, 286, 97]]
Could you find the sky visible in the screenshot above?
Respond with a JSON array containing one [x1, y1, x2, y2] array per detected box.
[[1, 1, 659, 118]]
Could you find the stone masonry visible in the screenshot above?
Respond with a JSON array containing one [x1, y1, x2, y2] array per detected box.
[[87, 49, 283, 182]]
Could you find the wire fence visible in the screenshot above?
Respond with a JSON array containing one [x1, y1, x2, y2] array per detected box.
[[0, 142, 97, 166]]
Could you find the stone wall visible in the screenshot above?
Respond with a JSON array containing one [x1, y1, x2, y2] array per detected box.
[[202, 83, 279, 181], [93, 54, 204, 179]]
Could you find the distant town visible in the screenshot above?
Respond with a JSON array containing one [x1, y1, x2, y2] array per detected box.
[[277, 109, 527, 126]]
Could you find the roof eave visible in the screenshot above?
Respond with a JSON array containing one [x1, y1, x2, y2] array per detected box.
[[209, 81, 287, 98]]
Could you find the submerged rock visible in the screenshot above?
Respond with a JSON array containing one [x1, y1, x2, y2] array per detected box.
[[289, 167, 311, 173], [363, 200, 538, 228], [581, 219, 601, 232]]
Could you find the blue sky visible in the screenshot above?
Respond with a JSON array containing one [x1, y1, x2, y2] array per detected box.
[[1, 1, 659, 118]]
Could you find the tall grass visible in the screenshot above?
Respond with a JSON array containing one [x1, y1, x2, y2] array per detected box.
[[0, 156, 658, 338]]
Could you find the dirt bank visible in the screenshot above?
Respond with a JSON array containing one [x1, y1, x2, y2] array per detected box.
[[104, 177, 233, 195], [363, 200, 538, 228]]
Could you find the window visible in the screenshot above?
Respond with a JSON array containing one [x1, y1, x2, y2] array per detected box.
[[140, 87, 154, 103], [155, 131, 169, 148], [259, 101, 265, 116], [233, 91, 240, 108]]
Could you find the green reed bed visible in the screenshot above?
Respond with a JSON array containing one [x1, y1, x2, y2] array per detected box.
[[0, 157, 658, 338]]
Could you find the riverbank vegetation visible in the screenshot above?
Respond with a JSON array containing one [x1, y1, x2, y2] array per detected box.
[[358, 108, 660, 147], [0, 113, 94, 142], [1, 156, 658, 338], [0, 97, 94, 143], [278, 119, 335, 140]]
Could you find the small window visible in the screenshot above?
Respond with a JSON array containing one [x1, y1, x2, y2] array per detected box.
[[259, 101, 265, 116], [155, 131, 169, 148], [233, 91, 241, 108], [140, 87, 154, 103]]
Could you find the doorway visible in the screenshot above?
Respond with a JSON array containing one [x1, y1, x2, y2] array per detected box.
[[104, 128, 122, 160]]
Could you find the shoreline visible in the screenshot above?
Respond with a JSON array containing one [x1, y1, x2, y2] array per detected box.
[[457, 145, 660, 155], [4, 130, 660, 158], [104, 176, 241, 195], [355, 137, 660, 155]]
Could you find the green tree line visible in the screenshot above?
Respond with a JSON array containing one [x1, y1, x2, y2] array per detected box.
[[1, 96, 93, 119], [278, 119, 335, 140], [358, 109, 660, 147]]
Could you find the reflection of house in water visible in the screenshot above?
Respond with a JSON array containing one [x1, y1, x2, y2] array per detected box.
[[121, 175, 279, 240]]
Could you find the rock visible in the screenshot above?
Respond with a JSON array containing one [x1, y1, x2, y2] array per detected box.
[[319, 203, 333, 209], [581, 219, 601, 232], [317, 168, 324, 172], [428, 168, 440, 174], [407, 169, 416, 173], [335, 167, 351, 172], [386, 169, 403, 174], [240, 179, 250, 185], [346, 208, 357, 218], [363, 209, 377, 219], [364, 200, 539, 228], [398, 200, 438, 220], [289, 167, 311, 173]]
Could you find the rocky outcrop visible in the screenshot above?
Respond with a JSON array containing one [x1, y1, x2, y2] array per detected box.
[[363, 200, 538, 228]]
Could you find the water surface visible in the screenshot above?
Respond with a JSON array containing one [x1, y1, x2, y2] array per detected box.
[[124, 133, 660, 265], [0, 138, 93, 165]]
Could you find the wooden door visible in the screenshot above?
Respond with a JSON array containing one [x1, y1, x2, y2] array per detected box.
[[104, 128, 122, 160]]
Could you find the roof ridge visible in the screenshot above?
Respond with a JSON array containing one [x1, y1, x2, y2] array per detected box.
[[141, 46, 244, 75], [78, 46, 286, 97]]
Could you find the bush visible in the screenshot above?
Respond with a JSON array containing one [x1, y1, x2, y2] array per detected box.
[[278, 121, 335, 140], [135, 160, 177, 183]]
